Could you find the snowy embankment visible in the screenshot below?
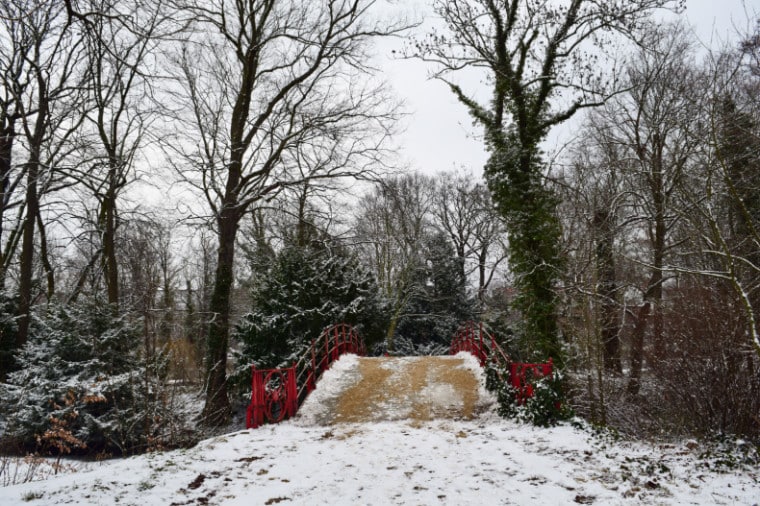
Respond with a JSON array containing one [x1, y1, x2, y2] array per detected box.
[[1, 354, 758, 505]]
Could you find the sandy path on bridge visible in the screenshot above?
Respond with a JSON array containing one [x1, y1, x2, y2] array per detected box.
[[295, 355, 495, 425]]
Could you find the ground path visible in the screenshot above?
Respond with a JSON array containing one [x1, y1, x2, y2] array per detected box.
[[0, 353, 757, 505]]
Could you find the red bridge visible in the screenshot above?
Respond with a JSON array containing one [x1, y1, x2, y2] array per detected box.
[[450, 321, 554, 405], [246, 321, 552, 428]]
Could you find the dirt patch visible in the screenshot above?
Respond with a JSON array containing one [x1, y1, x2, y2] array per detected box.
[[332, 359, 394, 423], [428, 360, 480, 419], [187, 473, 205, 490], [325, 356, 489, 424]]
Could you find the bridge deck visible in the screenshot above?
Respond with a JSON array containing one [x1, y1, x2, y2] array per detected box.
[[295, 355, 495, 425]]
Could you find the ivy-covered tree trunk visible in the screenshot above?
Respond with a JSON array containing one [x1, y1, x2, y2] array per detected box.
[[485, 138, 563, 366], [422, 0, 682, 371]]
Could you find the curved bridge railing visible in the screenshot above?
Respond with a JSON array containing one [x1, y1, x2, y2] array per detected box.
[[246, 323, 365, 429], [450, 321, 553, 404]]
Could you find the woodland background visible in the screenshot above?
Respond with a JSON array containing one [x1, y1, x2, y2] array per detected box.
[[0, 0, 758, 455]]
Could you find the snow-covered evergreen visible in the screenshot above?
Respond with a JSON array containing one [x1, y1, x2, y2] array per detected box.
[[233, 242, 385, 376], [0, 299, 177, 454], [390, 232, 475, 351]]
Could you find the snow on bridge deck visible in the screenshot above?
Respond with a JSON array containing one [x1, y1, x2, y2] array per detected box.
[[294, 353, 496, 426]]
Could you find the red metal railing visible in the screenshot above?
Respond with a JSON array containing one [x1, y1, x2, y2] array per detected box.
[[246, 323, 365, 428], [510, 359, 554, 404], [450, 321, 553, 404], [247, 368, 298, 429], [450, 321, 510, 368]]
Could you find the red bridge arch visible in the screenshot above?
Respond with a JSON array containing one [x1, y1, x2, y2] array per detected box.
[[246, 323, 364, 428]]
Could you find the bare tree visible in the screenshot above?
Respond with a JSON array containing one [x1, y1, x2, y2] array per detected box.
[[164, 0, 407, 425], [561, 134, 633, 376], [433, 171, 507, 304], [74, 0, 173, 308], [0, 0, 88, 350], [414, 0, 684, 367], [355, 174, 434, 351], [674, 28, 760, 360], [0, 4, 28, 293], [591, 24, 701, 394]]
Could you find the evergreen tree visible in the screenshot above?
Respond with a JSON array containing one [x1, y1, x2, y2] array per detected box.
[[0, 292, 19, 382], [233, 241, 385, 375], [0, 299, 174, 454], [394, 232, 475, 351]]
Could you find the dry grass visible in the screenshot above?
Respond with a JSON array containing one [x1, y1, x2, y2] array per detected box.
[[166, 338, 203, 384], [427, 360, 479, 420]]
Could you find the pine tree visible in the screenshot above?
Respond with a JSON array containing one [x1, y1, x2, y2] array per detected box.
[[0, 298, 174, 454], [394, 232, 475, 351], [233, 241, 385, 376], [0, 292, 19, 382]]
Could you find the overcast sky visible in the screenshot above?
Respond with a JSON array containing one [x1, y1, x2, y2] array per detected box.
[[377, 0, 759, 178]]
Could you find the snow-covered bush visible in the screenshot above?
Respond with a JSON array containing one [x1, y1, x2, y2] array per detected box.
[[0, 298, 177, 455], [371, 335, 449, 356], [486, 362, 572, 427], [391, 232, 475, 350]]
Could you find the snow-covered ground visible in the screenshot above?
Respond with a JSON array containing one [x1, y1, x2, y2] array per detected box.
[[0, 354, 758, 505]]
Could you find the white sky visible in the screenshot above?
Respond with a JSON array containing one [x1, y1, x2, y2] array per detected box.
[[377, 0, 759, 178]]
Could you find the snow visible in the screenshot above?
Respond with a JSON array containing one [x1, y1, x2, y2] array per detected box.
[[294, 354, 361, 425], [1, 354, 758, 505], [456, 351, 495, 401]]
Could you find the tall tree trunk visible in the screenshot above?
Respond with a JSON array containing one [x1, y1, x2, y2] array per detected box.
[[627, 301, 651, 396], [17, 157, 39, 348], [484, 140, 562, 366], [0, 126, 13, 290], [593, 207, 621, 374], [627, 263, 662, 395], [200, 205, 238, 426], [477, 247, 488, 303], [102, 180, 118, 307], [0, 125, 16, 381], [35, 210, 54, 299], [17, 72, 49, 348], [295, 183, 309, 248], [628, 138, 667, 394], [650, 206, 666, 358], [0, 127, 12, 380]]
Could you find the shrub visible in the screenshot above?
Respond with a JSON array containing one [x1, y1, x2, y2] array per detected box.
[[232, 243, 385, 392], [486, 361, 572, 427], [648, 285, 760, 441]]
